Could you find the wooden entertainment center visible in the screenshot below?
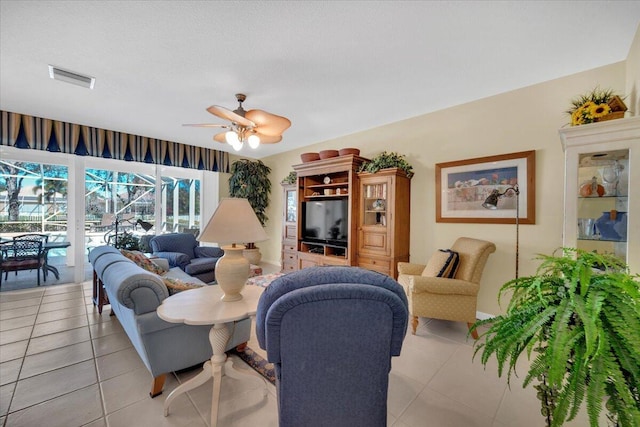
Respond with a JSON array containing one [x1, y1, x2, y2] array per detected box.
[[281, 154, 411, 279]]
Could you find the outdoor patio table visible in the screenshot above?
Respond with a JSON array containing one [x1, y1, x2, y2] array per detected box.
[[43, 241, 71, 280]]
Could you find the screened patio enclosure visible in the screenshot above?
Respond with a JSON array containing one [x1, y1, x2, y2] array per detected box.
[[1, 145, 221, 284]]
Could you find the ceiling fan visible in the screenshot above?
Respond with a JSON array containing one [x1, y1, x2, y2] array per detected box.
[[183, 93, 291, 151]]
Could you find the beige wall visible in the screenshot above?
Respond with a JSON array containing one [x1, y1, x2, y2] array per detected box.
[[626, 23, 640, 117], [257, 62, 626, 316]]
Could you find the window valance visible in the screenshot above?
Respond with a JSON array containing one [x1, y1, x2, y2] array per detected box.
[[0, 110, 229, 173]]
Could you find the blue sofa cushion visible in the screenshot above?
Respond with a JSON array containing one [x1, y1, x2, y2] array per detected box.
[[195, 246, 224, 258], [150, 233, 197, 259], [153, 251, 191, 269], [185, 257, 218, 277]]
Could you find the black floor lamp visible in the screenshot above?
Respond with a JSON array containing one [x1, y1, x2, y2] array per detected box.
[[136, 219, 154, 232], [482, 184, 520, 279]]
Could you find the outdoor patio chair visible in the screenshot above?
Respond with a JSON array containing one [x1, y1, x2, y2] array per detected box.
[[0, 238, 46, 287]]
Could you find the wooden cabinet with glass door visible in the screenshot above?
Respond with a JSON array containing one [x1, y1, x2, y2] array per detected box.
[[281, 183, 298, 272], [357, 168, 411, 278]]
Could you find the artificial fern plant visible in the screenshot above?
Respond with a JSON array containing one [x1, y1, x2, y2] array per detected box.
[[472, 249, 640, 427]]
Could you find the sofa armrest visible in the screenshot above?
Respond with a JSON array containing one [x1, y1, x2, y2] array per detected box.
[[101, 262, 169, 315], [409, 275, 479, 296], [195, 246, 224, 258], [397, 262, 426, 276], [153, 251, 190, 270]]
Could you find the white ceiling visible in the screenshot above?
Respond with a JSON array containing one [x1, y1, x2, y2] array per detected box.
[[1, 1, 639, 159]]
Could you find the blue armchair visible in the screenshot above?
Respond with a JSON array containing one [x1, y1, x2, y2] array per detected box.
[[256, 266, 409, 427], [149, 233, 223, 283]]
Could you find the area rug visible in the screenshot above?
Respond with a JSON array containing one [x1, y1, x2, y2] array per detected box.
[[229, 346, 276, 385]]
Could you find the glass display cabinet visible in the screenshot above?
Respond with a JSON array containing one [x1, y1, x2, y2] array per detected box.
[[559, 116, 639, 273]]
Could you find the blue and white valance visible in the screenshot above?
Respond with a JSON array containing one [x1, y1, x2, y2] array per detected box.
[[0, 110, 229, 173]]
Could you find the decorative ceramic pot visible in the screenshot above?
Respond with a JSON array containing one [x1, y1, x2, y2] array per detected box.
[[301, 152, 320, 163], [339, 148, 360, 156], [319, 149, 339, 159], [243, 247, 262, 264]]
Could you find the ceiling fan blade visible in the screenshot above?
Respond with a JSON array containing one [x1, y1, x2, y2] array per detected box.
[[213, 132, 227, 143], [245, 109, 291, 136], [182, 123, 229, 128], [206, 105, 255, 127]]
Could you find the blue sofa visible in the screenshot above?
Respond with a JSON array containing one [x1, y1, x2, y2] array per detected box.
[[256, 266, 409, 427], [88, 245, 251, 397], [150, 233, 222, 283]]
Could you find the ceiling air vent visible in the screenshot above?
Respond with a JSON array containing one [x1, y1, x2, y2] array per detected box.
[[48, 65, 95, 89]]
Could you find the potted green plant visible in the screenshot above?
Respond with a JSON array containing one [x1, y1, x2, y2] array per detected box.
[[282, 171, 296, 185], [472, 249, 640, 427], [358, 151, 414, 178], [111, 230, 140, 251], [229, 159, 272, 263]]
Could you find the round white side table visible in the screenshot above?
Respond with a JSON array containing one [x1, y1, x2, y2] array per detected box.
[[157, 284, 265, 427]]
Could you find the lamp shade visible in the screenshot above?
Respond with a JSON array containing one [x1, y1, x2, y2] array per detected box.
[[482, 190, 500, 210], [136, 219, 154, 232], [198, 198, 268, 245]]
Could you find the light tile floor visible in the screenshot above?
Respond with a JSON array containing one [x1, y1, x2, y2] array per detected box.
[[0, 280, 597, 427]]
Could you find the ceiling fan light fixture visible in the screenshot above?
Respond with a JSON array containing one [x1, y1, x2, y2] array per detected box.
[[225, 130, 239, 145], [248, 134, 260, 149], [231, 139, 243, 151], [186, 93, 289, 151]]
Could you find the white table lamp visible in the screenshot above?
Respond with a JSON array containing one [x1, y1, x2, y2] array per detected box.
[[198, 198, 268, 301]]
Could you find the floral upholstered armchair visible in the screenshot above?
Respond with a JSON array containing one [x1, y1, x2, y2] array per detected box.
[[397, 237, 496, 339]]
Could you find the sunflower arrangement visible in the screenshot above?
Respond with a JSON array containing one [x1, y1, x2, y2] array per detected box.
[[566, 87, 625, 126]]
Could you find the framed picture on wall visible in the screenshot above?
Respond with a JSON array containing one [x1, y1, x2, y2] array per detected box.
[[435, 150, 536, 224]]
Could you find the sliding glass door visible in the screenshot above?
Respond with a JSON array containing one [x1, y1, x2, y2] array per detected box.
[[1, 145, 214, 284], [85, 166, 156, 251], [0, 159, 69, 242]]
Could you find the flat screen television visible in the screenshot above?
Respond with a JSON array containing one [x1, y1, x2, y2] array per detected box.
[[302, 199, 348, 246]]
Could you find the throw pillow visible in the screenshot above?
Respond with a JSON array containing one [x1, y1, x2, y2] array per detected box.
[[162, 277, 205, 295], [422, 249, 460, 279], [120, 249, 167, 276]]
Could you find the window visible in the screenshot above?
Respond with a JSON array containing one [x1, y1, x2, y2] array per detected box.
[[85, 167, 156, 249], [1, 145, 214, 281], [0, 159, 69, 240], [161, 176, 200, 233]]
